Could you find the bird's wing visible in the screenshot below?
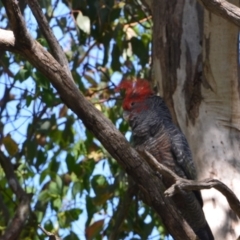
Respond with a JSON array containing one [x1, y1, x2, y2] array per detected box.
[[170, 127, 197, 180], [169, 126, 203, 207]]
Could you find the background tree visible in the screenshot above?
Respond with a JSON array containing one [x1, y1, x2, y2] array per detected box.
[[0, 0, 240, 240], [148, 0, 240, 239]]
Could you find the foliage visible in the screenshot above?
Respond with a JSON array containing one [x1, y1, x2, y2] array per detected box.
[[0, 0, 167, 239]]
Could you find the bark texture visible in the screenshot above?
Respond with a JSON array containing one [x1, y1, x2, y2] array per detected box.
[[197, 4, 240, 239], [152, 0, 240, 239]]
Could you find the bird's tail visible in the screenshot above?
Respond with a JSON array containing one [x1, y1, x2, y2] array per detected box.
[[196, 223, 214, 240]]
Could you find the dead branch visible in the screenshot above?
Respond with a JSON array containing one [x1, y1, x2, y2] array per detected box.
[[198, 0, 240, 27], [142, 150, 240, 219]]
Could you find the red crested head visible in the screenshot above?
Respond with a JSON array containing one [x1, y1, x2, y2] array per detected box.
[[115, 79, 154, 110]]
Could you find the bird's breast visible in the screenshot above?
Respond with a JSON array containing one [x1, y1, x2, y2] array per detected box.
[[136, 130, 176, 172]]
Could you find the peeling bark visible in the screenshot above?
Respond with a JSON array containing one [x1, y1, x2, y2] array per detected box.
[[197, 3, 240, 239], [152, 0, 185, 125], [152, 0, 240, 239]]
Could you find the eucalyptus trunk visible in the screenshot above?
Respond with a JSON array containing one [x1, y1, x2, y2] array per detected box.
[[151, 0, 240, 239]]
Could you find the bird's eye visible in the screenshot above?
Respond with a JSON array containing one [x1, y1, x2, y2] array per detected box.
[[130, 102, 135, 106]]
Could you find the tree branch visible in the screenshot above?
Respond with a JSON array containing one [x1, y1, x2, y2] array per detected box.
[[38, 225, 61, 240], [0, 151, 31, 240], [3, 1, 33, 48], [0, 82, 15, 116], [142, 150, 240, 219], [26, 0, 72, 78], [166, 178, 240, 219], [198, 0, 240, 27], [144, 0, 240, 29], [108, 179, 137, 240], [0, 193, 10, 225], [0, 30, 15, 49]]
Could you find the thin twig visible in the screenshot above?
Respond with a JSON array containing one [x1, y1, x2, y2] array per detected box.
[[198, 0, 240, 28], [38, 225, 61, 240], [78, 41, 98, 65], [27, 0, 72, 78]]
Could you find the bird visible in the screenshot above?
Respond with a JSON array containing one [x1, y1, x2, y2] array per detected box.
[[116, 79, 214, 240]]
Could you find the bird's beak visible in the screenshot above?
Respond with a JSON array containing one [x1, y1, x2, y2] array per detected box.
[[123, 111, 130, 121]]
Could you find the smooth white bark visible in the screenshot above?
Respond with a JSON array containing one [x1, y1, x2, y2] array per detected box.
[[173, 1, 240, 239]]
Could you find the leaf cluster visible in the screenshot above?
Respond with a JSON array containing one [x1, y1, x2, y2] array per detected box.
[[0, 0, 166, 239]]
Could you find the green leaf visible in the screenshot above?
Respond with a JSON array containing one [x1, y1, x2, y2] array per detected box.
[[64, 231, 79, 240], [35, 211, 44, 223], [53, 198, 62, 211], [25, 139, 37, 163], [65, 208, 82, 221], [38, 190, 50, 203], [33, 71, 50, 89], [58, 208, 82, 228], [58, 211, 67, 228], [49, 158, 60, 173], [72, 181, 82, 198], [111, 43, 121, 71], [26, 95, 33, 107], [66, 153, 76, 173], [86, 195, 97, 226], [35, 150, 46, 170], [15, 68, 30, 82], [2, 134, 18, 156], [131, 37, 149, 66], [49, 182, 59, 197], [55, 174, 63, 192], [91, 175, 109, 195], [110, 7, 121, 22]]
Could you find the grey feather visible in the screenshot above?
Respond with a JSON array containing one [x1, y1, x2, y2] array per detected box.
[[125, 95, 214, 240]]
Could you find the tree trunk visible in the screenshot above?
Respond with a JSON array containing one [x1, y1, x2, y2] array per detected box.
[[152, 0, 240, 239]]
